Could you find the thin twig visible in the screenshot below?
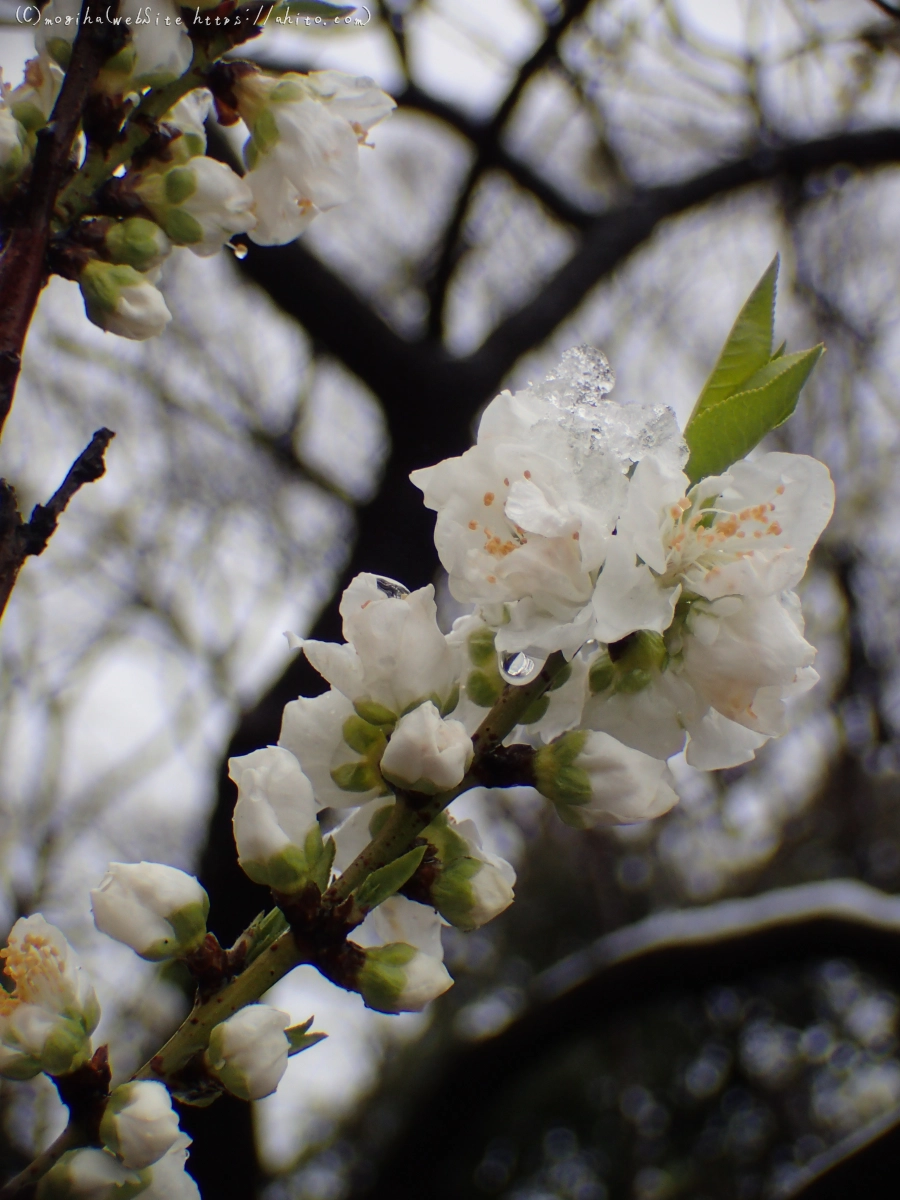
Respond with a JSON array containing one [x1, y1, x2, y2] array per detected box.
[[0, 0, 124, 437], [0, 428, 115, 620]]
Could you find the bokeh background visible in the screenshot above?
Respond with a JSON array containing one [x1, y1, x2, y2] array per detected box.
[[4, 0, 900, 1196]]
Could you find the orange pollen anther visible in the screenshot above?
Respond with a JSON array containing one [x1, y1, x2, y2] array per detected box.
[[524, 470, 531, 479], [468, 521, 478, 531], [484, 492, 495, 506]]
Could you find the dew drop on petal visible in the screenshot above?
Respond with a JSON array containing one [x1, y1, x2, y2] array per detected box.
[[228, 241, 248, 260], [500, 651, 544, 685], [375, 576, 410, 599]]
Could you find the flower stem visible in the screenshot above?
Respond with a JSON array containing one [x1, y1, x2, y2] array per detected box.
[[134, 928, 305, 1082], [0, 1121, 83, 1199]]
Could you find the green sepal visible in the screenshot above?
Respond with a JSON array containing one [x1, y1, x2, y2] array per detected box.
[[687, 256, 779, 426], [354, 846, 426, 912], [430, 856, 483, 930], [439, 685, 460, 717], [684, 344, 824, 482], [353, 699, 397, 728], [285, 1016, 327, 1056], [45, 37, 73, 68], [342, 715, 387, 756], [613, 668, 653, 694], [467, 668, 503, 708], [165, 900, 209, 956], [331, 760, 383, 793], [519, 693, 550, 724], [357, 943, 417, 1013], [252, 107, 280, 152], [164, 166, 197, 205], [534, 731, 590, 806], [548, 662, 572, 691], [162, 208, 203, 246], [104, 217, 168, 272], [588, 652, 615, 694], [468, 626, 497, 667]]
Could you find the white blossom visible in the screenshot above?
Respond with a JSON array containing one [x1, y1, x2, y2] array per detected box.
[[228, 746, 329, 893], [412, 347, 687, 659], [205, 1005, 290, 1100], [589, 450, 834, 645], [585, 591, 821, 769], [160, 90, 213, 162], [8, 54, 63, 131], [234, 69, 395, 245], [380, 702, 473, 794], [90, 862, 209, 961], [301, 574, 459, 722], [352, 896, 452, 1013], [534, 730, 679, 828], [140, 1134, 200, 1200], [37, 0, 191, 91], [35, 1147, 147, 1200], [0, 915, 99, 1080], [135, 157, 256, 256], [99, 1081, 181, 1170], [279, 688, 390, 809], [79, 261, 171, 340]]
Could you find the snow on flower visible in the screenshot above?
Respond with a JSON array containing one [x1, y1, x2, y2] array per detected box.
[[412, 347, 688, 659]]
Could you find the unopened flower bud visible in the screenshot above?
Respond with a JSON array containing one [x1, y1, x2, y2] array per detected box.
[[160, 90, 212, 163], [356, 943, 453, 1014], [205, 1004, 290, 1100], [416, 813, 515, 932], [134, 158, 256, 257], [141, 1133, 199, 1199], [8, 54, 63, 132], [79, 261, 171, 340], [0, 915, 99, 1080], [534, 731, 678, 828], [36, 1148, 148, 1200], [100, 1081, 181, 1170], [228, 746, 332, 893], [91, 862, 209, 962], [104, 218, 171, 273], [379, 702, 472, 794]]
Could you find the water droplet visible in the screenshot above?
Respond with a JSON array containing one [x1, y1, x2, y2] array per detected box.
[[375, 576, 410, 599], [579, 639, 600, 659], [499, 651, 544, 686], [228, 241, 248, 260]]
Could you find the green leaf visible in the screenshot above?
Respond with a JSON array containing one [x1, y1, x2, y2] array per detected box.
[[241, 907, 289, 967], [285, 1017, 327, 1056], [686, 256, 779, 428], [355, 846, 426, 911], [684, 345, 824, 483]]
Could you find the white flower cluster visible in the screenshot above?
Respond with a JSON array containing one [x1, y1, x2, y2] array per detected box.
[[221, 344, 832, 1016], [4, 14, 395, 340]]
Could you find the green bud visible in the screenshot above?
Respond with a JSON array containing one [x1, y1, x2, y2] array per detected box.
[[104, 218, 171, 273], [356, 943, 417, 1013], [430, 856, 482, 928], [37, 1149, 149, 1200]]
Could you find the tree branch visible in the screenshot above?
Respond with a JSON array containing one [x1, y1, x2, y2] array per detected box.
[[0, 0, 123, 437], [0, 427, 115, 620], [354, 880, 900, 1198], [425, 0, 595, 338]]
